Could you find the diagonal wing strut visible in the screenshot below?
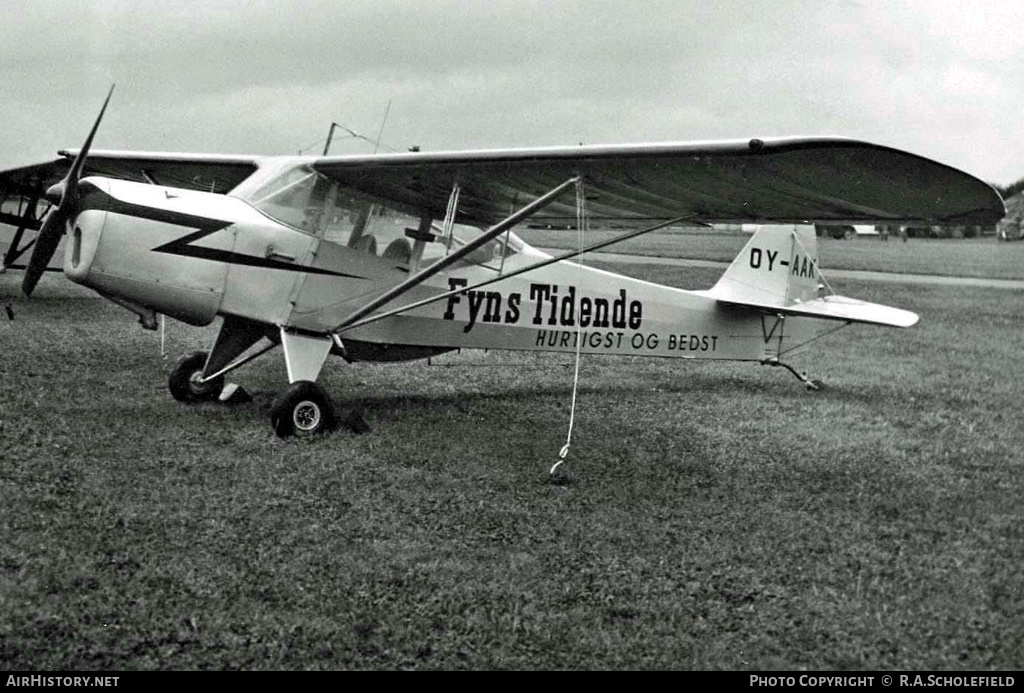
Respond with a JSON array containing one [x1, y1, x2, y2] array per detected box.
[[330, 176, 580, 333], [333, 214, 701, 336]]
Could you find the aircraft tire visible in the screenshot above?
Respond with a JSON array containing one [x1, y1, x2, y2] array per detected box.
[[270, 380, 336, 438], [168, 351, 224, 403]]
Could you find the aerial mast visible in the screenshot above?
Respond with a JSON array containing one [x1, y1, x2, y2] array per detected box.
[[322, 122, 339, 156]]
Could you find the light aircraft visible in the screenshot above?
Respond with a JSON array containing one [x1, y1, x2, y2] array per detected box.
[[0, 89, 1005, 437]]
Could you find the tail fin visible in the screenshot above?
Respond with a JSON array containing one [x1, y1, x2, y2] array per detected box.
[[703, 224, 918, 328], [708, 224, 820, 307]]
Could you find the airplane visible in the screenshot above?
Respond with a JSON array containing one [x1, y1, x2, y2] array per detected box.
[[0, 89, 1005, 438]]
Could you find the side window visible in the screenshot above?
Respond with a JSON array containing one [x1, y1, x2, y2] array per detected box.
[[316, 192, 520, 272], [247, 166, 524, 266], [321, 190, 368, 246], [422, 224, 517, 271]]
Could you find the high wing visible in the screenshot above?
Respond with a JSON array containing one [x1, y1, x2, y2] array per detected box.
[[2, 138, 1004, 228], [1, 150, 261, 271], [1, 137, 1004, 280], [312, 137, 1005, 227]]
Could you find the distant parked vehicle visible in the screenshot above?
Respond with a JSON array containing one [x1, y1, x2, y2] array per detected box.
[[904, 225, 987, 239], [997, 215, 1023, 242], [815, 224, 856, 240], [814, 224, 881, 239]]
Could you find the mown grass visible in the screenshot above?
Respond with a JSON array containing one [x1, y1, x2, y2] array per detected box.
[[519, 228, 1024, 281], [1, 268, 1022, 670]]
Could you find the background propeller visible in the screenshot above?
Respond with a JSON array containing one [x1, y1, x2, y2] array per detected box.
[[22, 85, 114, 297]]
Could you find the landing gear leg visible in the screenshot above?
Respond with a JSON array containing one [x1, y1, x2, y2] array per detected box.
[[762, 358, 822, 391], [271, 328, 336, 438]]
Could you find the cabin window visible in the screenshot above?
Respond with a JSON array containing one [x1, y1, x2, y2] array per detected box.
[[420, 222, 520, 271], [345, 207, 520, 271], [245, 164, 523, 270]]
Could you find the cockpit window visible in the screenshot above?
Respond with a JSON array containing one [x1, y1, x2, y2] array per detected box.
[[350, 207, 519, 271], [241, 163, 523, 271]]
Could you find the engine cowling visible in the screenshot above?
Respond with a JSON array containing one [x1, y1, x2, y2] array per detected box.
[[64, 177, 234, 326]]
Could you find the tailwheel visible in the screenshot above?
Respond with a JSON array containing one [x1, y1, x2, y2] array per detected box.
[[270, 380, 336, 438], [168, 351, 224, 402], [762, 357, 822, 391]]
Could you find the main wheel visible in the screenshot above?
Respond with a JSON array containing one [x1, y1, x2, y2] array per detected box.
[[168, 351, 224, 402], [270, 380, 335, 438]]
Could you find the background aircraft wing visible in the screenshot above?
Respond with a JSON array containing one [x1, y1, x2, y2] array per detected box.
[[1, 151, 262, 273], [313, 137, 1005, 228], [0, 151, 261, 199]]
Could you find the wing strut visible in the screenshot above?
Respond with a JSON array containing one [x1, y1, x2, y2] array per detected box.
[[331, 176, 580, 333], [1, 194, 44, 272], [441, 182, 461, 254], [334, 213, 699, 336]]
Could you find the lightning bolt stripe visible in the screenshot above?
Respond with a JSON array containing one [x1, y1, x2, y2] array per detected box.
[[77, 181, 365, 279]]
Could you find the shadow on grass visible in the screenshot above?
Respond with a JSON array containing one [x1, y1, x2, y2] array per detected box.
[[65, 361, 912, 447], [347, 368, 906, 416]]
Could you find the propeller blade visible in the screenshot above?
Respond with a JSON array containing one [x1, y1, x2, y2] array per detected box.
[[64, 84, 114, 204], [21, 85, 114, 297], [21, 206, 69, 296]]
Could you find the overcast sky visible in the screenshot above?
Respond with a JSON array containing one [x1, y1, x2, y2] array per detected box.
[[2, 0, 1022, 185]]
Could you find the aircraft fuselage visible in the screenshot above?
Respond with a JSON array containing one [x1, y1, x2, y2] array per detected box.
[[64, 176, 826, 365]]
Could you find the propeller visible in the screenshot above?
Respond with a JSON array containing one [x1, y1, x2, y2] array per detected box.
[[22, 85, 115, 297]]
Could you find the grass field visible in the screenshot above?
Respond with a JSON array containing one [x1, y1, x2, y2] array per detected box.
[[1, 255, 1021, 670], [518, 228, 1024, 281]]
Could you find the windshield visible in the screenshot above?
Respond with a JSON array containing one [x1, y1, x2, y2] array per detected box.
[[246, 165, 333, 234], [243, 163, 523, 270]]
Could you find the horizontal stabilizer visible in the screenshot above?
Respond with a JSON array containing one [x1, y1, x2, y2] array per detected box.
[[716, 295, 919, 328], [701, 223, 918, 328]]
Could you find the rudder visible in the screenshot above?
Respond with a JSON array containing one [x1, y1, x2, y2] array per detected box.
[[707, 224, 820, 307]]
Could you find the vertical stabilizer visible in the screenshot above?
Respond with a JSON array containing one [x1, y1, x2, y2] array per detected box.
[[706, 224, 820, 307]]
